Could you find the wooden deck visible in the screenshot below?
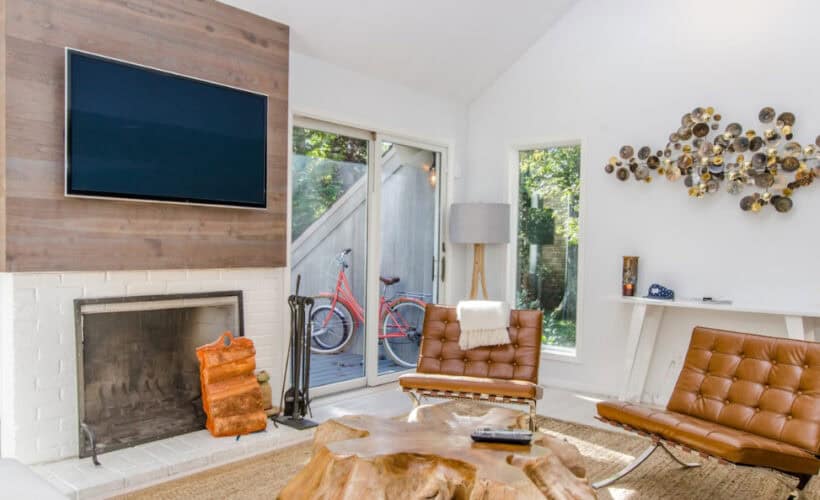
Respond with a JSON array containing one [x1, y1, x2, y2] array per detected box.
[[310, 349, 407, 388]]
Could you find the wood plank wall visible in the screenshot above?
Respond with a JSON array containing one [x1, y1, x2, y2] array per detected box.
[[0, 0, 288, 271], [0, 0, 7, 269]]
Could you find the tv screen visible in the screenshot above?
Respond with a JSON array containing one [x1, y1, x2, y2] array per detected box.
[[66, 49, 267, 208]]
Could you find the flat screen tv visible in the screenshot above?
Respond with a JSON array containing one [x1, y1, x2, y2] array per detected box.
[[65, 49, 268, 208]]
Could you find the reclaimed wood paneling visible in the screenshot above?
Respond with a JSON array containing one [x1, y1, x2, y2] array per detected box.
[[0, 0, 7, 269], [1, 0, 288, 271]]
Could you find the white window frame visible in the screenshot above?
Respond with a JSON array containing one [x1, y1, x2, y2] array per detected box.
[[506, 139, 586, 364]]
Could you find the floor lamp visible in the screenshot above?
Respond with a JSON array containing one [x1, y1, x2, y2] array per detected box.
[[449, 203, 510, 299]]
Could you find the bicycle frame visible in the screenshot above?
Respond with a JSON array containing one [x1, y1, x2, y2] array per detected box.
[[317, 260, 426, 340]]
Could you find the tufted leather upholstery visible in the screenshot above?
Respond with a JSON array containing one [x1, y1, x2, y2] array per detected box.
[[598, 326, 820, 476], [399, 304, 543, 399]]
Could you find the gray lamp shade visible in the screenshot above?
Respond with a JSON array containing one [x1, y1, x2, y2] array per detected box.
[[449, 203, 510, 244]]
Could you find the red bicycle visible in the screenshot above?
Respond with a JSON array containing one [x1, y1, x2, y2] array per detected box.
[[310, 248, 427, 368]]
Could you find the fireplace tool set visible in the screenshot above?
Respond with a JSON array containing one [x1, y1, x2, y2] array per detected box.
[[273, 275, 318, 430]]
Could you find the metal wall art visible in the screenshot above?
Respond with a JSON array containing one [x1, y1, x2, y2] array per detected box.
[[604, 107, 820, 213]]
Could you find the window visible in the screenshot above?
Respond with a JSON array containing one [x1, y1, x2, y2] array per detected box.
[[516, 145, 580, 350]]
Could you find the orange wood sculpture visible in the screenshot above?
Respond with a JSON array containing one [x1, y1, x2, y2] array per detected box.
[[196, 332, 267, 437], [279, 404, 595, 499]]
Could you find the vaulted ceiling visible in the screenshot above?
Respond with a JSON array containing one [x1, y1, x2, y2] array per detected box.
[[219, 0, 576, 103]]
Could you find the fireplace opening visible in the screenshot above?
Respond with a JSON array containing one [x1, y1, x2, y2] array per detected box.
[[75, 292, 243, 458]]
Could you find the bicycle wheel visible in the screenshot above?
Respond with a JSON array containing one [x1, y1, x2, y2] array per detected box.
[[310, 300, 353, 354], [381, 300, 425, 368]]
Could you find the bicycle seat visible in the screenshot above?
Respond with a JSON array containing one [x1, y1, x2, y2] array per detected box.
[[380, 276, 400, 285]]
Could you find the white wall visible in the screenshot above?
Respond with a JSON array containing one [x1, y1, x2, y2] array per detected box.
[[290, 52, 470, 303], [466, 0, 820, 398]]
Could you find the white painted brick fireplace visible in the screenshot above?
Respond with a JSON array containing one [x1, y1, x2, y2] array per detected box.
[[0, 268, 287, 464]]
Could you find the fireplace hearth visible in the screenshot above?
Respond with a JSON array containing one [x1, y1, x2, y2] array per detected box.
[[75, 292, 243, 458]]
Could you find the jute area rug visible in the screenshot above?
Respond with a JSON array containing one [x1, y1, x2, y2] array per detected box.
[[119, 402, 819, 499]]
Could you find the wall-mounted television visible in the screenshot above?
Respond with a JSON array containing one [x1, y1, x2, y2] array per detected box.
[[65, 49, 268, 209]]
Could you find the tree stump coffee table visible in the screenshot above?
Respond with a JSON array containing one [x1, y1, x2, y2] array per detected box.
[[278, 404, 596, 499]]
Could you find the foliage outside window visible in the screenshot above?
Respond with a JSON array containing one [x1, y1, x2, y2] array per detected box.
[[516, 145, 580, 348], [292, 127, 368, 240]]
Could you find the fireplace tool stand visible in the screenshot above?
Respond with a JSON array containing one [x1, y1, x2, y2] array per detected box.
[[80, 422, 101, 466], [273, 275, 318, 430]]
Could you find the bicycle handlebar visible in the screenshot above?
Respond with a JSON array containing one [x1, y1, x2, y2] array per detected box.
[[336, 248, 352, 269]]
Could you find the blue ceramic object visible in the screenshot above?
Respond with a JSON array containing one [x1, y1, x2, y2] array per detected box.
[[645, 283, 674, 300]]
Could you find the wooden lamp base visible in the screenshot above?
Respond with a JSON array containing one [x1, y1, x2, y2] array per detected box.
[[469, 243, 488, 299]]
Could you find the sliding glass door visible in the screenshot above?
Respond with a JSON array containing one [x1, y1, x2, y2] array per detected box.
[[290, 119, 445, 394], [291, 119, 372, 394], [374, 140, 442, 378]]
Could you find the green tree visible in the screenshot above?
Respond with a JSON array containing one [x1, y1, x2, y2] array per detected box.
[[291, 128, 368, 239], [518, 146, 580, 244]]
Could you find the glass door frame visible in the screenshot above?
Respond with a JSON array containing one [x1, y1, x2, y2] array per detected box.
[[288, 116, 449, 396], [290, 116, 375, 399], [366, 133, 447, 387]]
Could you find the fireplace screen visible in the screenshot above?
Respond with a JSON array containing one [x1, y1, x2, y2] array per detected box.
[[75, 292, 243, 458]]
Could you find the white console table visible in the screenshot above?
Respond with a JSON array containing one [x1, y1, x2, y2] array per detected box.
[[618, 296, 819, 402]]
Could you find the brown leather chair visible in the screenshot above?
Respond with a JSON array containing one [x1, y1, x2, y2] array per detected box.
[[596, 326, 820, 499], [398, 304, 544, 430]]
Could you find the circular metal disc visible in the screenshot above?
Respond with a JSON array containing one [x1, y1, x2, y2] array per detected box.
[[781, 156, 800, 172], [726, 123, 742, 137], [684, 175, 694, 187], [604, 164, 614, 174], [750, 136, 765, 152], [638, 146, 652, 160], [740, 195, 755, 211], [751, 152, 768, 170], [784, 142, 802, 156], [754, 172, 774, 188], [692, 122, 710, 138], [635, 165, 650, 180], [646, 156, 660, 169], [620, 145, 635, 160], [759, 107, 776, 123], [677, 126, 693, 141], [773, 195, 793, 213], [764, 129, 780, 142], [616, 167, 629, 181], [777, 112, 795, 127], [732, 137, 749, 152]]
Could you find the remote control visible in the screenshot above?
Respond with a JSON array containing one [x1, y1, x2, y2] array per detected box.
[[470, 427, 533, 445]]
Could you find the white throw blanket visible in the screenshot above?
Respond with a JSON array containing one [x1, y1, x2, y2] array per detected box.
[[456, 300, 511, 350]]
